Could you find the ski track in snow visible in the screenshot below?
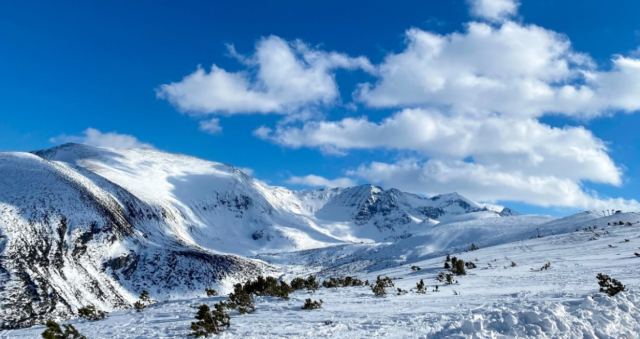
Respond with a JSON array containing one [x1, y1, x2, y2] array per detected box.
[[4, 216, 640, 338]]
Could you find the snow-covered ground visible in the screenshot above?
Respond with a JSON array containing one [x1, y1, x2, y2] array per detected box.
[[4, 211, 639, 338]]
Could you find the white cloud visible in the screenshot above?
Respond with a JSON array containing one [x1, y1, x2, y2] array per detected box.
[[157, 35, 373, 115], [356, 22, 640, 118], [287, 174, 356, 188], [468, 0, 519, 22], [258, 108, 621, 185], [199, 118, 223, 134], [350, 159, 640, 211], [50, 128, 154, 149], [257, 108, 640, 210]]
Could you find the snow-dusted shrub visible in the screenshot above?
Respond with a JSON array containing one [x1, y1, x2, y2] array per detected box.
[[133, 290, 154, 312], [227, 283, 255, 314], [42, 320, 86, 339], [292, 275, 320, 291], [242, 276, 292, 299], [416, 279, 426, 294], [322, 276, 365, 288], [597, 273, 625, 297], [205, 288, 218, 297], [396, 288, 408, 295], [437, 272, 456, 285], [411, 265, 421, 271], [453, 259, 466, 275], [371, 276, 394, 297], [468, 243, 479, 251], [77, 305, 106, 321], [465, 261, 476, 269], [190, 303, 229, 337], [301, 298, 323, 310]]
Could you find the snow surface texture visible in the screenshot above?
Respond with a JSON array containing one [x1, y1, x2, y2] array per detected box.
[[1, 143, 640, 337], [4, 211, 640, 338]]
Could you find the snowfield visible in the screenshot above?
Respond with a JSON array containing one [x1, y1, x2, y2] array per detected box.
[[4, 209, 640, 338], [1, 144, 640, 337]]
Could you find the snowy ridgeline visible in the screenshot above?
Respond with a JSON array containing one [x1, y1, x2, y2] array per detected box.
[[1, 143, 639, 337]]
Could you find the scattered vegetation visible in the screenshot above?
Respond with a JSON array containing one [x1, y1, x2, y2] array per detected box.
[[291, 275, 319, 291], [468, 243, 479, 251], [396, 288, 408, 295], [452, 258, 466, 275], [227, 283, 256, 314], [532, 262, 551, 272], [133, 290, 153, 312], [410, 265, 421, 271], [190, 303, 230, 337], [322, 276, 365, 288], [597, 273, 625, 297], [416, 279, 426, 294], [464, 261, 476, 269], [437, 272, 455, 285], [205, 288, 218, 297], [41, 320, 86, 339], [301, 298, 323, 310], [77, 305, 106, 321], [371, 276, 394, 297]]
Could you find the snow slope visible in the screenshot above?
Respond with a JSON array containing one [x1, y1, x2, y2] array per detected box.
[[4, 210, 639, 338]]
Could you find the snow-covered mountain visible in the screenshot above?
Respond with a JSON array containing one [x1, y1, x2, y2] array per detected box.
[[0, 143, 596, 331]]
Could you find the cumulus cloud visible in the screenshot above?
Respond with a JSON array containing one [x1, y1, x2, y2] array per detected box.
[[349, 159, 640, 211], [468, 0, 519, 22], [287, 174, 356, 188], [199, 118, 223, 135], [258, 108, 637, 210], [50, 128, 154, 149], [258, 109, 621, 185], [356, 22, 640, 118], [157, 35, 373, 115]]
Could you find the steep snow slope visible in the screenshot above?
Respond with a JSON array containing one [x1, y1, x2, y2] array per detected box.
[[5, 211, 640, 338], [0, 151, 266, 329]]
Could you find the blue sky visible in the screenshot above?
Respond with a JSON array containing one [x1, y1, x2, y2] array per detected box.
[[1, 0, 640, 215]]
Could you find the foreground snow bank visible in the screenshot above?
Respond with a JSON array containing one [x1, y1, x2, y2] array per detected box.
[[429, 291, 640, 338]]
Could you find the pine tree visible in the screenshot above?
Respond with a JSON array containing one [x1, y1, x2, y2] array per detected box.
[[453, 259, 466, 275], [416, 279, 426, 294], [41, 320, 86, 339], [190, 303, 229, 337]]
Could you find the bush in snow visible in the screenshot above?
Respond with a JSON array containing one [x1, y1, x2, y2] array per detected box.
[[241, 276, 293, 299], [291, 275, 320, 291], [133, 290, 153, 312], [322, 276, 365, 288], [411, 265, 421, 271], [227, 283, 256, 314], [468, 243, 479, 251], [437, 272, 456, 285], [301, 298, 323, 310], [396, 288, 408, 295], [77, 305, 106, 321], [444, 262, 451, 269], [205, 288, 218, 297], [41, 320, 86, 339], [465, 261, 476, 269], [597, 273, 625, 297], [190, 303, 229, 337], [453, 259, 466, 275], [416, 279, 426, 294], [371, 276, 394, 297]]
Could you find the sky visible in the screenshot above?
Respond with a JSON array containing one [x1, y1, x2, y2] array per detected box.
[[1, 0, 640, 215]]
